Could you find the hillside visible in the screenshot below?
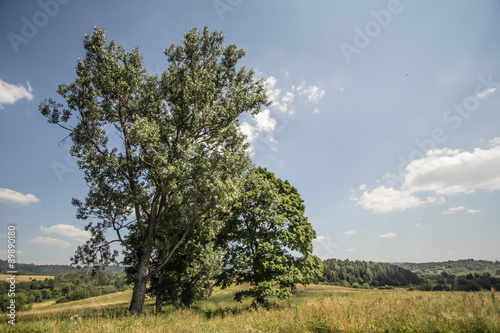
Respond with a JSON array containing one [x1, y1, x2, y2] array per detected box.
[[0, 259, 124, 275], [397, 259, 500, 275]]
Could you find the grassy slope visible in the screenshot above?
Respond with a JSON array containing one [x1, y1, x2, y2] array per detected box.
[[0, 274, 54, 282], [3, 285, 500, 332]]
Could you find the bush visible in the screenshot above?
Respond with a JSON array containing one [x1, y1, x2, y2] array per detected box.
[[378, 285, 394, 290], [55, 296, 69, 304]]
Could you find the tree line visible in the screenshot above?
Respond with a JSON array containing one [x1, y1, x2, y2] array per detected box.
[[0, 271, 127, 312], [398, 259, 500, 275], [414, 271, 500, 292], [315, 259, 423, 288], [0, 259, 123, 276], [39, 26, 322, 314]]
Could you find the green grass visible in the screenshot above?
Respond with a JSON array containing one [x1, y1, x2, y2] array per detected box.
[[2, 285, 499, 332]]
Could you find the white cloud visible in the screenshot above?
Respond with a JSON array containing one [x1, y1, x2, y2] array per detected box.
[[414, 223, 421, 227], [489, 137, 500, 147], [345, 229, 357, 235], [313, 107, 320, 114], [40, 224, 90, 243], [359, 184, 367, 191], [380, 232, 397, 238], [357, 138, 500, 213], [313, 235, 328, 242], [357, 186, 439, 213], [346, 248, 356, 252], [266, 76, 294, 114], [239, 122, 257, 143], [0, 249, 24, 258], [0, 188, 40, 205], [242, 74, 327, 154], [301, 85, 326, 103], [253, 109, 277, 132], [442, 206, 482, 214], [29, 237, 71, 249], [402, 144, 500, 195], [0, 79, 33, 109], [239, 109, 278, 155], [442, 206, 466, 214], [282, 91, 294, 104]]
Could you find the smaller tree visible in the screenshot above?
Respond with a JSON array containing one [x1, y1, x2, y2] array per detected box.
[[149, 218, 223, 312], [217, 167, 323, 305]]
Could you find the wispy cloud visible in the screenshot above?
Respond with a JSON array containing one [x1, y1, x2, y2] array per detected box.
[[40, 224, 90, 243], [29, 237, 71, 249], [442, 206, 466, 214], [313, 235, 328, 242], [0, 79, 33, 109], [0, 188, 40, 205], [298, 84, 326, 103], [345, 229, 357, 235], [380, 232, 397, 238], [240, 74, 326, 154], [442, 206, 482, 214]]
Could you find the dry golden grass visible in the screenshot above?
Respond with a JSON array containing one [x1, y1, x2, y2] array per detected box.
[[3, 285, 500, 332], [0, 274, 54, 282]]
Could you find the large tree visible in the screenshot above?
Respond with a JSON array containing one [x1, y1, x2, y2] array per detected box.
[[217, 167, 323, 306], [40, 26, 268, 314]]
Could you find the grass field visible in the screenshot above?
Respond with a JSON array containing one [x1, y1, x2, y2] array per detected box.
[[0, 274, 54, 282], [3, 285, 500, 332]]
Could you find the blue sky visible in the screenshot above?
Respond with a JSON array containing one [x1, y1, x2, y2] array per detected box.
[[1, 0, 499, 265]]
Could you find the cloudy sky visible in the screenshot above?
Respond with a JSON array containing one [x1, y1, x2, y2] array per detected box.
[[1, 1, 499, 265]]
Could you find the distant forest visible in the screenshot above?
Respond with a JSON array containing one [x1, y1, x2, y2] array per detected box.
[[397, 259, 500, 275], [0, 259, 124, 275], [314, 258, 500, 291], [314, 259, 423, 288]]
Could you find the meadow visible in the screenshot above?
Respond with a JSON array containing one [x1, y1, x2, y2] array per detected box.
[[0, 275, 54, 283], [2, 284, 499, 332]]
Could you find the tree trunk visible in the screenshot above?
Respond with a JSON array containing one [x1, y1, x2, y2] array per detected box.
[[155, 270, 164, 313], [155, 293, 163, 313], [129, 250, 151, 314]]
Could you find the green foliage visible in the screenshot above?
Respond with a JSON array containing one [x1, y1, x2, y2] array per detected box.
[[399, 260, 500, 292], [399, 259, 500, 275], [0, 292, 32, 313], [217, 167, 323, 305], [148, 218, 223, 309], [317, 258, 422, 287], [0, 271, 128, 311], [0, 259, 123, 275]]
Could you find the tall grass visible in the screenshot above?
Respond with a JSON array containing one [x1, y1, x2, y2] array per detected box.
[[3, 285, 499, 332]]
